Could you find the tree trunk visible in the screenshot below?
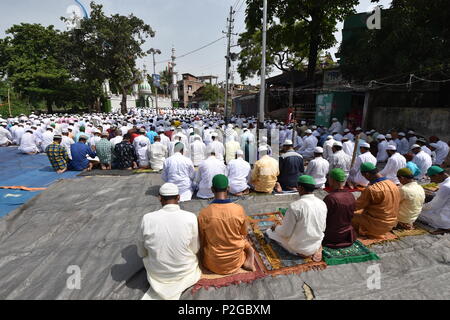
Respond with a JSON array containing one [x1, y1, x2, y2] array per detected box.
[[307, 12, 320, 82], [46, 100, 53, 114], [120, 88, 128, 115]]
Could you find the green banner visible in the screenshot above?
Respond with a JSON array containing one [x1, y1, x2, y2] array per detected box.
[[315, 93, 333, 126]]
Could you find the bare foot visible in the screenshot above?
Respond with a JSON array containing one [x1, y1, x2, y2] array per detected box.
[[242, 247, 256, 271], [312, 247, 322, 262]]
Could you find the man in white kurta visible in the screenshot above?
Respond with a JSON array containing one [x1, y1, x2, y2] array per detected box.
[[418, 167, 450, 230], [161, 143, 195, 202], [209, 133, 225, 162], [299, 130, 318, 161], [304, 147, 329, 188], [190, 135, 206, 166], [41, 127, 55, 152], [227, 149, 251, 195], [429, 140, 450, 166], [349, 142, 377, 187], [0, 122, 13, 146], [133, 129, 152, 168], [376, 135, 389, 163], [379, 145, 407, 185], [137, 183, 201, 300], [329, 142, 352, 179], [411, 145, 432, 180], [322, 135, 336, 161], [18, 130, 39, 154], [148, 136, 168, 171], [342, 137, 355, 157], [329, 118, 343, 135], [195, 148, 227, 199], [61, 130, 75, 160], [396, 133, 409, 155], [266, 175, 327, 259]]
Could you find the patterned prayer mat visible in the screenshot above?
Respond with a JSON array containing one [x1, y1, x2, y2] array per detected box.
[[358, 232, 399, 247], [247, 212, 327, 276], [392, 225, 429, 238], [322, 241, 380, 266], [191, 260, 266, 294]]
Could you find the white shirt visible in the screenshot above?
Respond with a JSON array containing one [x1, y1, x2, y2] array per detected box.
[[434, 141, 450, 165], [412, 150, 432, 180], [323, 139, 336, 161], [342, 140, 355, 157], [110, 135, 123, 148], [379, 152, 407, 185], [162, 152, 195, 202], [299, 135, 318, 160], [61, 135, 75, 159], [350, 151, 377, 186], [41, 131, 54, 152], [329, 150, 352, 177], [397, 138, 409, 155], [0, 127, 12, 145], [18, 132, 38, 153], [305, 157, 330, 188], [190, 139, 206, 166], [133, 135, 151, 166], [137, 204, 201, 300], [227, 157, 251, 194], [329, 121, 343, 135], [266, 194, 327, 256], [377, 140, 389, 162], [225, 140, 241, 164], [419, 177, 450, 229], [148, 141, 168, 171], [159, 133, 171, 152], [195, 156, 227, 199], [209, 140, 225, 162]]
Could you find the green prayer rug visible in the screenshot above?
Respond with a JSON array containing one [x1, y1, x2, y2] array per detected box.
[[323, 240, 380, 266]]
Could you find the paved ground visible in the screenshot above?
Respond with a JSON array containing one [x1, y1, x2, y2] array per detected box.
[[0, 171, 449, 300]]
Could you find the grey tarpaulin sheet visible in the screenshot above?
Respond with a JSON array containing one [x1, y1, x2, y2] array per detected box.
[[0, 174, 449, 300]]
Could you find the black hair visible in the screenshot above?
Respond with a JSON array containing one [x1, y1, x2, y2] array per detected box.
[[333, 145, 343, 151], [212, 186, 228, 193], [123, 133, 131, 140], [366, 168, 379, 175], [160, 195, 179, 201], [298, 183, 315, 193]]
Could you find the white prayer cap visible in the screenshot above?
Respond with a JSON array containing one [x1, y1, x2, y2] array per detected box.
[[314, 147, 324, 153], [227, 123, 233, 128], [283, 139, 293, 146], [429, 143, 439, 149], [301, 121, 306, 125], [305, 129, 312, 134], [332, 118, 338, 121], [1, 122, 7, 126], [386, 145, 397, 151], [236, 149, 244, 156], [62, 128, 69, 133], [46, 126, 53, 130], [313, 131, 321, 137], [360, 142, 370, 148], [206, 145, 215, 154], [377, 134, 386, 140], [344, 129, 350, 133], [159, 183, 179, 196], [385, 134, 392, 139], [365, 131, 371, 135], [258, 145, 268, 153], [333, 141, 343, 147], [398, 132, 406, 136], [411, 144, 421, 150], [327, 135, 333, 140], [312, 125, 317, 129], [211, 132, 218, 137], [355, 127, 362, 131], [260, 136, 268, 143], [408, 130, 415, 134]]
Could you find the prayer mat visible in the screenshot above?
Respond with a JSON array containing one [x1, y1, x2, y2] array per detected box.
[[414, 220, 450, 235], [191, 259, 266, 294], [0, 186, 47, 192], [133, 169, 161, 174], [247, 212, 327, 276], [392, 225, 429, 238], [358, 232, 398, 247], [273, 190, 298, 195], [322, 241, 380, 266]]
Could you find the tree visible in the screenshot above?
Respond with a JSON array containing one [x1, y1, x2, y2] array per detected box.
[[62, 2, 154, 114], [1, 23, 77, 113], [238, 0, 358, 81], [339, 0, 450, 82], [193, 84, 224, 103]]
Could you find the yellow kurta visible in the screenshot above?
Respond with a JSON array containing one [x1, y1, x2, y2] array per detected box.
[[398, 181, 425, 224], [352, 178, 400, 238], [251, 155, 279, 193]]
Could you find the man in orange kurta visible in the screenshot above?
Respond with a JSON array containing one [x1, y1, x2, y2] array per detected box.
[[198, 174, 255, 275], [352, 162, 400, 238]]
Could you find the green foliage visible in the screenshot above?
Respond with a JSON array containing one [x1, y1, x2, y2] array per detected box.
[[339, 0, 450, 81], [194, 84, 224, 103], [238, 0, 358, 81], [61, 2, 155, 114]]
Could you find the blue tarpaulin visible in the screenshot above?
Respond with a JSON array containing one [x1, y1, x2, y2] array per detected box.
[[0, 147, 79, 217]]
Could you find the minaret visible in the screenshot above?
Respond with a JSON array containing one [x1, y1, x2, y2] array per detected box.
[[170, 47, 179, 104]]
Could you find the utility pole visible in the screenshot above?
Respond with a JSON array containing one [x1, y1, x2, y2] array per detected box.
[[8, 87, 12, 117], [224, 6, 234, 124], [258, 0, 268, 129], [148, 48, 161, 113]]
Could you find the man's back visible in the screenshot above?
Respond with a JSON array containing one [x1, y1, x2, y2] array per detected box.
[[227, 158, 251, 194], [196, 157, 227, 199], [252, 155, 279, 193], [198, 201, 247, 274], [278, 151, 304, 189]]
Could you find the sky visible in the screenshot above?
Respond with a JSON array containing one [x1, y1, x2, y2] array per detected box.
[[0, 0, 391, 85]]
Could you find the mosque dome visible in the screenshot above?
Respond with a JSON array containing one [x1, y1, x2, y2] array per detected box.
[[139, 79, 152, 96]]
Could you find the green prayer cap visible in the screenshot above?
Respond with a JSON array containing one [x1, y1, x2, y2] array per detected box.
[[329, 168, 346, 182], [297, 175, 316, 186], [360, 162, 377, 172], [397, 168, 413, 178], [174, 142, 184, 153], [427, 166, 444, 177], [212, 174, 229, 189]]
